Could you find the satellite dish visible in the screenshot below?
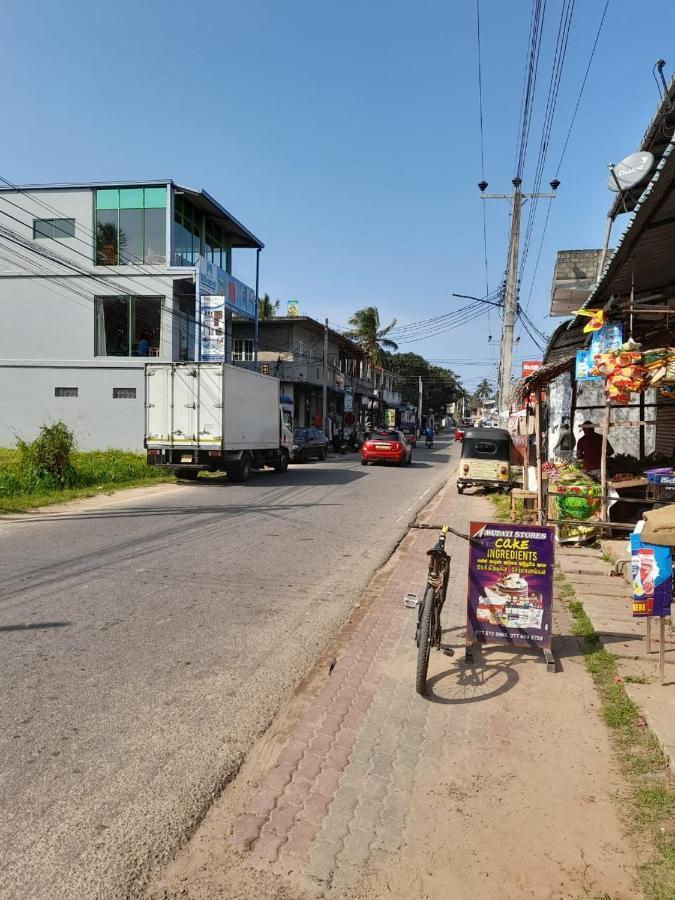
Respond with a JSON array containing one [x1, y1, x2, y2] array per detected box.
[[608, 152, 655, 192]]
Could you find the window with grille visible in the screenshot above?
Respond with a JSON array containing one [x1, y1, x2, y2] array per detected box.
[[113, 387, 137, 399], [54, 387, 78, 397], [233, 338, 254, 361]]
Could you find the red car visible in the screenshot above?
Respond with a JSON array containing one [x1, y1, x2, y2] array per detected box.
[[361, 429, 413, 467]]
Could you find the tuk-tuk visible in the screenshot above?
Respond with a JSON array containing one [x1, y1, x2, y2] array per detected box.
[[457, 427, 512, 494]]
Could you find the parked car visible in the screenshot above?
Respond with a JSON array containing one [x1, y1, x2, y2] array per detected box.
[[292, 427, 329, 462], [361, 430, 413, 467], [400, 424, 417, 448]]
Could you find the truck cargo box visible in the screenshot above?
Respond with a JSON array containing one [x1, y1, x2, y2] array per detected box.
[[145, 363, 280, 451]]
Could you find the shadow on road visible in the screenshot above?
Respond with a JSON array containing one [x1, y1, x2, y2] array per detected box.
[[3, 501, 337, 524], [0, 621, 72, 633]]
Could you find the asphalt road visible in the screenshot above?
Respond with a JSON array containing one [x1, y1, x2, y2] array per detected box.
[[0, 437, 456, 900]]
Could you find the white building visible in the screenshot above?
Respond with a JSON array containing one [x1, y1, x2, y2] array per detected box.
[[0, 181, 263, 450]]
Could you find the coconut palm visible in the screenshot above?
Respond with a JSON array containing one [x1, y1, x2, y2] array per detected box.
[[345, 306, 398, 364], [474, 378, 493, 402], [258, 294, 280, 319]]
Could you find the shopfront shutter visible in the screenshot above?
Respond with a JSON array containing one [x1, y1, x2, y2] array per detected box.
[[656, 402, 675, 456]]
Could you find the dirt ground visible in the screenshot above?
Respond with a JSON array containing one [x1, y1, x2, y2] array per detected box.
[[147, 488, 641, 900]]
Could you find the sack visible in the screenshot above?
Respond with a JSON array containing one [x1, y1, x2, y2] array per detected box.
[[641, 504, 675, 546]]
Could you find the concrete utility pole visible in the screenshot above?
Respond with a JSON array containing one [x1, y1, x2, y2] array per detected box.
[[480, 177, 558, 426], [418, 376, 423, 434], [322, 318, 329, 438]]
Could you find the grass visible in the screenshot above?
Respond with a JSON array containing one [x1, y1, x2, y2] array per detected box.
[[489, 491, 511, 522], [558, 573, 675, 898], [0, 447, 174, 513]]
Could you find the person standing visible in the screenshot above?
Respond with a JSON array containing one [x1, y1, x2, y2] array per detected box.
[[576, 419, 612, 476]]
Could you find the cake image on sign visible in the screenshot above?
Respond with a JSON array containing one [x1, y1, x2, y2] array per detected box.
[[477, 573, 544, 629]]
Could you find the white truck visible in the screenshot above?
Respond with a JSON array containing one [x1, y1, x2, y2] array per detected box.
[[144, 362, 292, 481]]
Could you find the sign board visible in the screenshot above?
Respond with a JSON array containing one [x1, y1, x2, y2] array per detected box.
[[631, 528, 672, 617], [344, 392, 353, 413], [521, 360, 542, 378], [576, 347, 601, 381], [200, 295, 227, 361], [287, 300, 299, 317], [520, 360, 542, 408], [385, 408, 396, 427], [467, 522, 554, 648], [197, 256, 256, 319]]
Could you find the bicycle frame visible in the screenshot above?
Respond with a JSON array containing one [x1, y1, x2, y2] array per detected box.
[[417, 536, 450, 649]]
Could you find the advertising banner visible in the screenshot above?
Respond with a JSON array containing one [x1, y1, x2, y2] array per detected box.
[[630, 527, 672, 617], [576, 323, 623, 381], [467, 522, 554, 648], [200, 295, 226, 361], [196, 256, 256, 319]]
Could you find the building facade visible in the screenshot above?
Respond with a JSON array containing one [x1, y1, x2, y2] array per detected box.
[[231, 317, 402, 431], [0, 181, 262, 449]]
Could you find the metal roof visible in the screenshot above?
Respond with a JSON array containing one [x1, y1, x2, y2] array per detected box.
[[581, 132, 675, 311], [0, 179, 264, 249], [607, 73, 675, 219]]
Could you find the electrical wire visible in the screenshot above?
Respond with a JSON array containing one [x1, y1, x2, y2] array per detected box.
[[521, 0, 610, 313]]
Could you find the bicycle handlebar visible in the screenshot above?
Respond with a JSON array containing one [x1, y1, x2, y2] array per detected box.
[[409, 523, 483, 546]]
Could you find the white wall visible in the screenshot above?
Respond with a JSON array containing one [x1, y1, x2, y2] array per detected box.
[[0, 362, 145, 451]]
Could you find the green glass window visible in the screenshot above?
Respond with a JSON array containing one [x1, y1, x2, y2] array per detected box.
[[95, 187, 166, 265]]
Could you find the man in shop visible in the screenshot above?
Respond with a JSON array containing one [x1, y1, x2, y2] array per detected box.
[[553, 417, 574, 461], [576, 419, 613, 477]]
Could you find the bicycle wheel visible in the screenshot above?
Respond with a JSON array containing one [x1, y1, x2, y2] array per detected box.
[[415, 585, 435, 696]]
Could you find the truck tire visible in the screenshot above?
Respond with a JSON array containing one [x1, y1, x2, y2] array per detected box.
[[175, 468, 199, 481], [229, 454, 251, 482], [273, 450, 289, 473]]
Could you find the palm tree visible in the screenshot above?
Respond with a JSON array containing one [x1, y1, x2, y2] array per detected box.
[[345, 306, 398, 364], [258, 294, 280, 319], [474, 378, 493, 402]]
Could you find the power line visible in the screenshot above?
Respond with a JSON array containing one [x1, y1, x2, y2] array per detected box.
[[521, 0, 610, 312]]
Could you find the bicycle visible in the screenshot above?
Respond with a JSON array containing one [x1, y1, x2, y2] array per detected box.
[[410, 523, 479, 696]]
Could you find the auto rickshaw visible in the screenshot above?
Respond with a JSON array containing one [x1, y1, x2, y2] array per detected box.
[[457, 427, 512, 494]]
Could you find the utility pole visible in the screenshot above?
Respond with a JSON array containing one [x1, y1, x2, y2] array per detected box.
[[479, 176, 558, 425], [322, 318, 329, 438], [418, 376, 423, 435]]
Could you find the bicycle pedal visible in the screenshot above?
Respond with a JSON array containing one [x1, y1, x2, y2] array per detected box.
[[440, 644, 455, 657]]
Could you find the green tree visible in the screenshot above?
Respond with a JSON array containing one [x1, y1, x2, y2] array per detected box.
[[345, 306, 398, 364], [380, 352, 463, 416], [473, 378, 494, 404], [258, 294, 280, 319]]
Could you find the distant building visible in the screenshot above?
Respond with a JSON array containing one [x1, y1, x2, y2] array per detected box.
[[231, 316, 402, 429]]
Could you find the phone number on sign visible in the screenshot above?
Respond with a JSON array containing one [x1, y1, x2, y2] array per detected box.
[[475, 629, 544, 642]]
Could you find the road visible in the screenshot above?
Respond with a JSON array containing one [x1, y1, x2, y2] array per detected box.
[[0, 437, 456, 900]]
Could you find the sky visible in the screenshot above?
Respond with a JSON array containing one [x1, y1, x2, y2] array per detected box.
[[4, 0, 675, 393]]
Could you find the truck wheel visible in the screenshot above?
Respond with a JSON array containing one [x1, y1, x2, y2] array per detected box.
[[175, 468, 199, 481], [318, 449, 327, 461], [230, 454, 251, 482], [274, 450, 289, 473], [457, 484, 464, 494]]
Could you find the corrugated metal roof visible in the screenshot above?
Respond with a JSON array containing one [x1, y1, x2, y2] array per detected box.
[[581, 131, 675, 311]]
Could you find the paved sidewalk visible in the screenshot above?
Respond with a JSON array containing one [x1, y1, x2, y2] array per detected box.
[[558, 541, 675, 772], [222, 487, 638, 899]]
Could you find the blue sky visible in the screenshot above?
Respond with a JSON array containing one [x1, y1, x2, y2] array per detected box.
[[4, 0, 675, 391]]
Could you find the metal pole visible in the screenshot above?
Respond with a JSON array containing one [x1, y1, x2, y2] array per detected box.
[[647, 616, 653, 653], [597, 215, 613, 282], [498, 180, 522, 426], [322, 318, 329, 438], [418, 376, 423, 434], [660, 616, 666, 685], [254, 248, 260, 367], [535, 399, 543, 525], [600, 402, 611, 533]]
